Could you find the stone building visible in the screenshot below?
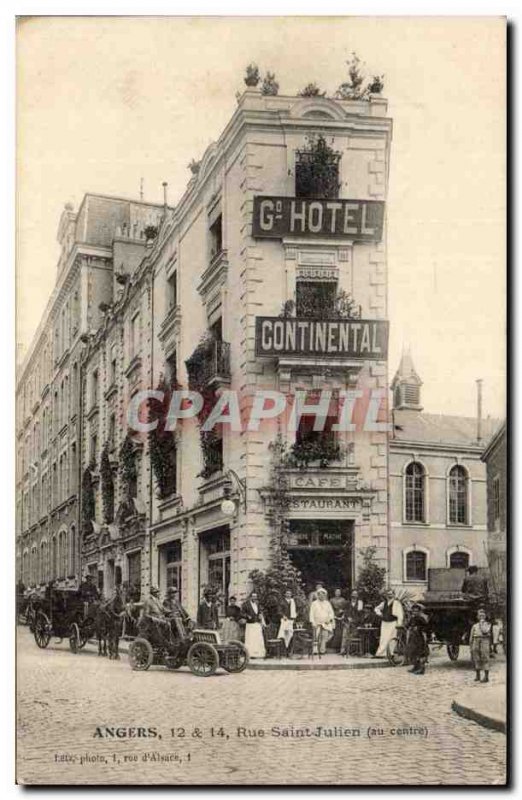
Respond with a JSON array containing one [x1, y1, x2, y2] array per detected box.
[[481, 421, 507, 597], [16, 194, 165, 590], [389, 350, 499, 596], [138, 88, 393, 614]]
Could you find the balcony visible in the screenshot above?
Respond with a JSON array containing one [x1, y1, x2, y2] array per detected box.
[[197, 249, 229, 301], [199, 340, 231, 388], [158, 303, 181, 355]]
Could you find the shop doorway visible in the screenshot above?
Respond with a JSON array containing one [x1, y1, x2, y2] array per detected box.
[[199, 526, 231, 614], [287, 519, 354, 596]]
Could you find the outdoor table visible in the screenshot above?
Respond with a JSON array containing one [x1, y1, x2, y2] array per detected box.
[[357, 626, 379, 656]]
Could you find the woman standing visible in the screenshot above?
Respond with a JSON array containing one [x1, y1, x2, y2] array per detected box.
[[470, 608, 492, 683], [330, 588, 347, 652], [221, 596, 244, 642], [241, 591, 266, 658]]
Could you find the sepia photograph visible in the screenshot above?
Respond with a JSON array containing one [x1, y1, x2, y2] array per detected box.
[[14, 14, 507, 785]]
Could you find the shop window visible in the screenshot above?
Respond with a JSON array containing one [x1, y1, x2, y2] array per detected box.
[[405, 462, 426, 523], [449, 551, 470, 570], [164, 540, 182, 595], [200, 528, 230, 612], [448, 465, 469, 525], [405, 549, 427, 582], [296, 281, 336, 318]]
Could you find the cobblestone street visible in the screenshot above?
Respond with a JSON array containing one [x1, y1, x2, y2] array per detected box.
[[16, 627, 506, 785]]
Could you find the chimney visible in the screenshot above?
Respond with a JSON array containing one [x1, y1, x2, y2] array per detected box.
[[162, 182, 168, 212], [476, 379, 483, 443]]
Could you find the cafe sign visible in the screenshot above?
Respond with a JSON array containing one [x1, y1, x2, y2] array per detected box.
[[252, 196, 384, 242], [255, 317, 388, 360]]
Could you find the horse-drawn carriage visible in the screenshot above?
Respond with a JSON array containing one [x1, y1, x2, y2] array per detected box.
[[128, 613, 249, 677], [32, 587, 93, 649], [387, 567, 499, 666]]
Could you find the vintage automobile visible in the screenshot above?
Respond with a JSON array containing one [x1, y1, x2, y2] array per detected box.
[[128, 614, 249, 677]]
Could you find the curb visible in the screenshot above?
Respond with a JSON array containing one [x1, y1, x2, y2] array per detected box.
[[247, 659, 390, 671], [451, 699, 506, 733]]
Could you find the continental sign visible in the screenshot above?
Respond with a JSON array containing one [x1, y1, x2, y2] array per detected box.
[[255, 317, 388, 360], [252, 196, 385, 242]]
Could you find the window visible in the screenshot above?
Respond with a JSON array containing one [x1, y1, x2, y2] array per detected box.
[[493, 475, 501, 529], [295, 141, 340, 199], [209, 214, 223, 259], [167, 272, 177, 310], [90, 432, 98, 467], [91, 370, 99, 408], [164, 540, 182, 596], [201, 528, 230, 613], [166, 351, 177, 388], [129, 312, 140, 359], [448, 465, 468, 525], [404, 385, 420, 406], [108, 414, 116, 449], [127, 551, 141, 600], [449, 551, 470, 569], [405, 462, 426, 523], [110, 347, 117, 386], [296, 281, 336, 318], [405, 549, 427, 582]]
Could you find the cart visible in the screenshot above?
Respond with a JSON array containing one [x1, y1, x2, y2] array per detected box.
[[32, 587, 90, 649]]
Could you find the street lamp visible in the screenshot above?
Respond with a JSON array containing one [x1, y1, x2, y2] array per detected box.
[[220, 469, 247, 517]]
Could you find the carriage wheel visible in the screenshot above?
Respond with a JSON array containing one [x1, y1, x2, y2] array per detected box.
[[222, 640, 249, 674], [447, 643, 460, 661], [129, 638, 153, 671], [386, 636, 406, 667], [69, 623, 81, 654], [34, 612, 52, 649], [187, 642, 219, 677]]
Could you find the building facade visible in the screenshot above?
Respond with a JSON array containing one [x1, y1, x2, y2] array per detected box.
[[389, 351, 498, 596], [16, 194, 166, 591], [481, 422, 507, 597], [17, 88, 498, 616]]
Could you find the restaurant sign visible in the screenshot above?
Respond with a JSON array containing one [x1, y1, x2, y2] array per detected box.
[[255, 317, 388, 360], [252, 196, 385, 242]]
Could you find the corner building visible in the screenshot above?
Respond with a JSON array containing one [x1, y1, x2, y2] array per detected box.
[[147, 90, 393, 612]]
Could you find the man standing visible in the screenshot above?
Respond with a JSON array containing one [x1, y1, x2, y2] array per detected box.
[[461, 566, 489, 599], [309, 588, 335, 656], [277, 589, 297, 655], [374, 588, 404, 658], [197, 588, 219, 630], [406, 603, 430, 675]]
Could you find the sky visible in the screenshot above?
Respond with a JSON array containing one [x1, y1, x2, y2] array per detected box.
[[16, 15, 506, 420]]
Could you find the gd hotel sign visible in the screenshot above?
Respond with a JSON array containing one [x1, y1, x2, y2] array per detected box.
[[252, 196, 385, 242]]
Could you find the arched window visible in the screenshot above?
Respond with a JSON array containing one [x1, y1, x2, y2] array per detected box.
[[405, 549, 428, 582], [449, 465, 468, 525], [69, 525, 76, 577], [31, 545, 37, 585], [405, 462, 426, 522], [449, 550, 470, 569], [58, 530, 67, 578], [40, 540, 48, 584]]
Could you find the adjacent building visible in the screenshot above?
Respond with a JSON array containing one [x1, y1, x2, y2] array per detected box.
[[481, 421, 507, 597], [389, 350, 499, 596], [16, 194, 166, 590]]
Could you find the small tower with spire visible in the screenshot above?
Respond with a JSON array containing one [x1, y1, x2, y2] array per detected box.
[[391, 348, 423, 411]]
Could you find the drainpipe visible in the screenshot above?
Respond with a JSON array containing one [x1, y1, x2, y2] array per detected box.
[[77, 352, 86, 583], [148, 257, 155, 592]]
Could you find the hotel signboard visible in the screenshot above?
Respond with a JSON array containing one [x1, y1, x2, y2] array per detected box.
[[252, 196, 385, 242], [255, 317, 388, 360]]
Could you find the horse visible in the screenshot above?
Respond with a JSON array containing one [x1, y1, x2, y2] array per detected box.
[[94, 594, 126, 659]]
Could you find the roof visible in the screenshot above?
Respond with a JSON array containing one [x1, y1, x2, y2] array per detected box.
[[391, 348, 422, 387], [392, 409, 501, 448]]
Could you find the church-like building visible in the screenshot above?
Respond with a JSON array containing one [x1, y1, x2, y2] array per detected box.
[[388, 349, 499, 596]]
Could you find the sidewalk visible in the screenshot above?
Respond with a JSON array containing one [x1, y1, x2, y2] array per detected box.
[[452, 675, 507, 733]]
